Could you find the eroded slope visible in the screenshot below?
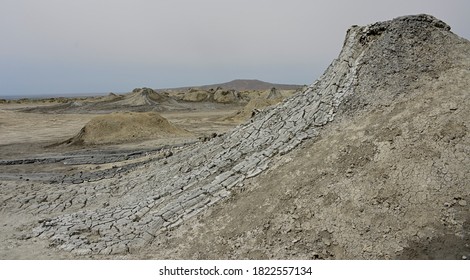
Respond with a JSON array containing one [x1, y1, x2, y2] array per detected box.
[[138, 14, 470, 260], [1, 14, 468, 259]]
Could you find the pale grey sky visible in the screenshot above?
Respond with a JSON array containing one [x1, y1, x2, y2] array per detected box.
[[1, 0, 469, 96]]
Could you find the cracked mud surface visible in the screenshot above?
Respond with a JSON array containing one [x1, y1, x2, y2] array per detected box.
[[1, 15, 469, 259], [145, 66, 469, 259]]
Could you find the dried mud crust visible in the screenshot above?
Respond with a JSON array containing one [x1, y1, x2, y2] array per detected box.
[[0, 142, 193, 184], [144, 67, 469, 260], [1, 14, 469, 259], [138, 15, 470, 260], [2, 20, 365, 256]]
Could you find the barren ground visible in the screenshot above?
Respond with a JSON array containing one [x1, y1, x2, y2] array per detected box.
[[1, 15, 469, 260], [0, 102, 244, 259]]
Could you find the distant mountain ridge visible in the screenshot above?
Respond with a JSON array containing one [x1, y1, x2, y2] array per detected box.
[[160, 79, 303, 92]]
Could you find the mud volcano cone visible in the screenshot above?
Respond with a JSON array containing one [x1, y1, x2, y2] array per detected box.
[[35, 15, 470, 259], [66, 112, 189, 145]]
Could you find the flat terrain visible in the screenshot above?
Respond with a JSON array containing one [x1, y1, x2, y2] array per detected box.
[[0, 100, 243, 177]]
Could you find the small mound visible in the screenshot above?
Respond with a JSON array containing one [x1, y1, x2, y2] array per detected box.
[[181, 89, 211, 102], [94, 92, 124, 102], [266, 87, 282, 99], [64, 112, 190, 145], [176, 87, 246, 104], [213, 88, 242, 103], [229, 98, 281, 121], [112, 88, 168, 106]]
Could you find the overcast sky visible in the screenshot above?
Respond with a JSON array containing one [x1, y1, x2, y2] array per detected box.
[[1, 0, 469, 96]]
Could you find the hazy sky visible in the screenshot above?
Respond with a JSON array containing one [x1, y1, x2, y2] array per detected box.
[[1, 0, 469, 96]]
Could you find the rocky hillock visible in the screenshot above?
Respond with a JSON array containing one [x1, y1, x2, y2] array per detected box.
[[177, 87, 246, 104], [9, 14, 469, 259]]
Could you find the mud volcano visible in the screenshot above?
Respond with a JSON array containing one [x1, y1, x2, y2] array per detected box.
[[65, 112, 189, 145], [4, 14, 468, 259]]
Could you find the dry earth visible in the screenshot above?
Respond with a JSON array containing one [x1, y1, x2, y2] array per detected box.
[[0, 14, 469, 260], [0, 102, 242, 259], [0, 81, 284, 259], [145, 67, 469, 260]]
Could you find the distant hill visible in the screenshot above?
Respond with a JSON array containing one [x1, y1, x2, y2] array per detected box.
[[161, 79, 303, 92]]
